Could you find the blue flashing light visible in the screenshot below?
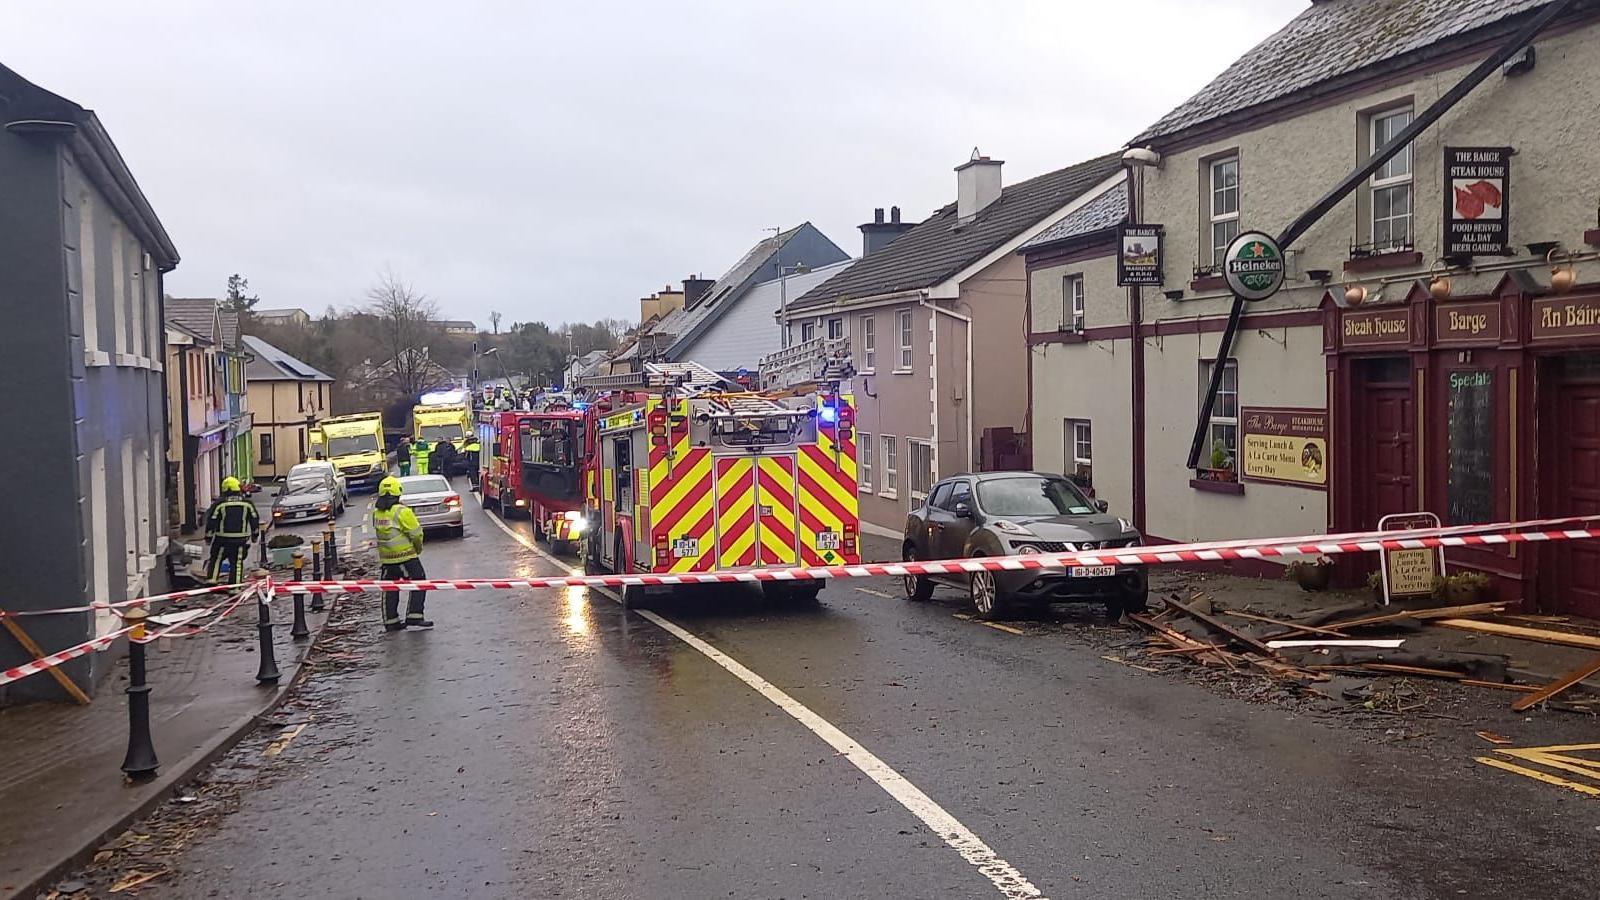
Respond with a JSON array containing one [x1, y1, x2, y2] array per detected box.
[[572, 401, 590, 411], [819, 403, 839, 424]]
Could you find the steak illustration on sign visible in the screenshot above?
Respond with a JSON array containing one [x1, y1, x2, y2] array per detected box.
[[1453, 179, 1502, 221]]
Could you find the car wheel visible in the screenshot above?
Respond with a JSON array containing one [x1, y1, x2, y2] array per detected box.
[[450, 525, 465, 539], [583, 534, 604, 575], [550, 539, 570, 556], [970, 568, 1011, 620], [902, 545, 934, 602], [620, 582, 645, 609], [1119, 585, 1150, 616]]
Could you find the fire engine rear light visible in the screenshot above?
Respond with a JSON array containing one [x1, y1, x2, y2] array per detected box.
[[654, 533, 669, 567], [515, 498, 527, 507]]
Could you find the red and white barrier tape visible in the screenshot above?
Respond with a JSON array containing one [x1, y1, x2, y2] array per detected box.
[[271, 522, 1600, 594], [0, 581, 245, 619], [0, 624, 139, 687]]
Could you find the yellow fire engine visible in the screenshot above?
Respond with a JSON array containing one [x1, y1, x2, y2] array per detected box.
[[578, 362, 859, 607]]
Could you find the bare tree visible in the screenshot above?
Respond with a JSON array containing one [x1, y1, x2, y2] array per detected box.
[[489, 311, 503, 335], [365, 273, 446, 398]]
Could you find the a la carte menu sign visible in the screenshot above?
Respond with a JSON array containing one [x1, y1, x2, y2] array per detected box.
[[1444, 147, 1510, 257], [1240, 407, 1327, 489]]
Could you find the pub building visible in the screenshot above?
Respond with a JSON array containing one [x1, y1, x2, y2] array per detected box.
[[1028, 0, 1600, 621]]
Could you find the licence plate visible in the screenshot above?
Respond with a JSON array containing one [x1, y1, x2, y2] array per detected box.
[[1069, 565, 1117, 578], [415, 504, 441, 514], [673, 538, 699, 558], [816, 531, 841, 550]]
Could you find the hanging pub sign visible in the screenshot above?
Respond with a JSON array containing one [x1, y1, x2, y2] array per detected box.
[[1443, 147, 1510, 257], [1117, 224, 1164, 286], [1223, 231, 1286, 301]]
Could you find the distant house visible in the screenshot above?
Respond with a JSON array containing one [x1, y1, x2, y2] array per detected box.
[[563, 349, 609, 387], [164, 298, 254, 530], [437, 320, 478, 336], [253, 307, 311, 327], [0, 62, 180, 703], [243, 335, 333, 479]]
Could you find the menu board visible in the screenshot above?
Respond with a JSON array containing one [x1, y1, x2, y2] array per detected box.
[[1446, 370, 1494, 525]]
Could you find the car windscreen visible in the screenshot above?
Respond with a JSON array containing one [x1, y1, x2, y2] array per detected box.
[[402, 476, 450, 494], [418, 424, 460, 443], [976, 476, 1095, 517], [327, 434, 380, 456], [282, 478, 327, 496]]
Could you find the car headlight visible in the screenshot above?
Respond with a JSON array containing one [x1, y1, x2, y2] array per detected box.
[[1014, 543, 1042, 555], [991, 519, 1033, 536]]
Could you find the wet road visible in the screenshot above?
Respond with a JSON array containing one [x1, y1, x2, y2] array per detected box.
[[136, 485, 1599, 899]]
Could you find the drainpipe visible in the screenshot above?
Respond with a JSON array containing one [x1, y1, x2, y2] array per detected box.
[[923, 297, 975, 473]]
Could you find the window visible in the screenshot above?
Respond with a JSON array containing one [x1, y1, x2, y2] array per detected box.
[[826, 317, 844, 340], [908, 439, 934, 499], [1208, 156, 1240, 268], [1064, 274, 1085, 331], [79, 191, 100, 355], [897, 309, 913, 370], [860, 315, 876, 371], [881, 435, 898, 498], [111, 224, 127, 357], [929, 482, 953, 510], [801, 321, 817, 342], [858, 432, 873, 492], [1200, 361, 1239, 469], [1066, 419, 1092, 485], [947, 479, 971, 510], [1370, 108, 1414, 248]]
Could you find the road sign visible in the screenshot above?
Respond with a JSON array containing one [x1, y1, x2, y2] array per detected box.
[[1223, 231, 1286, 301]]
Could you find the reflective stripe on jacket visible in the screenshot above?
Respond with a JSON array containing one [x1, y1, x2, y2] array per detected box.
[[207, 498, 260, 539], [374, 504, 423, 564]]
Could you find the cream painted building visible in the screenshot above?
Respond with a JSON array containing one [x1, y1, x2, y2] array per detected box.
[[242, 335, 332, 480], [1027, 0, 1600, 616]]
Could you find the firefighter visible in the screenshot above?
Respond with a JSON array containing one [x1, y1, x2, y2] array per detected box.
[[205, 476, 259, 584], [374, 476, 432, 631], [462, 434, 481, 488], [396, 436, 412, 476], [411, 438, 431, 480]]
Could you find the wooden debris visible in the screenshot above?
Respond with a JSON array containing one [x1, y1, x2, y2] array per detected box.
[[1510, 654, 1600, 712], [1308, 662, 1466, 681], [1267, 639, 1406, 649], [1273, 601, 1509, 638], [1220, 609, 1350, 638], [1432, 618, 1600, 651], [1476, 730, 1514, 745], [1164, 596, 1279, 657], [1461, 679, 1540, 693]]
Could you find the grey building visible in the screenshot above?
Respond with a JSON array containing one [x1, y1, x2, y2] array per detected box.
[[0, 63, 180, 704]]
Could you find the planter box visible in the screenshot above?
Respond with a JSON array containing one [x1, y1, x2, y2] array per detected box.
[[269, 545, 305, 567]]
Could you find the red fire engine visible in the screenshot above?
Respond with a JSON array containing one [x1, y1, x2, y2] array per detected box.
[[477, 406, 588, 551]]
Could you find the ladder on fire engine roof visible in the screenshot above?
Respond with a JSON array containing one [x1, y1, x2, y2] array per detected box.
[[578, 360, 729, 397], [699, 392, 807, 420]]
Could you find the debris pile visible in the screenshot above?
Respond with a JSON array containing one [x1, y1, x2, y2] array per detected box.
[[1125, 593, 1600, 715]]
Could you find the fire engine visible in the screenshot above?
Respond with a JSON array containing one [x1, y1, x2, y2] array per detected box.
[[576, 361, 859, 607], [477, 402, 588, 551]]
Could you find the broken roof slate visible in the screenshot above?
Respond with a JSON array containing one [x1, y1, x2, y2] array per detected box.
[[1021, 185, 1128, 251], [789, 153, 1122, 311], [1132, 0, 1556, 146], [165, 297, 219, 343]]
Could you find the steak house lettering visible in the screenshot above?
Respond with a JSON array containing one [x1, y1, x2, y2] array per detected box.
[[1344, 316, 1407, 339]]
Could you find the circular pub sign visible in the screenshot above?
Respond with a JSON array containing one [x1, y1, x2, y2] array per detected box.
[[1223, 230, 1286, 302]]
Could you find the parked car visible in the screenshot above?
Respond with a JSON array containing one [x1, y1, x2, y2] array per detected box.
[[397, 475, 465, 537], [272, 469, 345, 524], [901, 472, 1148, 620], [287, 460, 348, 504]]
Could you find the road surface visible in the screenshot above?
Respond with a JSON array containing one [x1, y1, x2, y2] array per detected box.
[[75, 483, 1600, 899]]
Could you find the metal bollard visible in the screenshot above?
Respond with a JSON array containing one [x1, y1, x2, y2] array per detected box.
[[310, 538, 322, 583], [290, 552, 310, 640], [323, 525, 338, 579], [120, 608, 160, 779], [257, 522, 270, 569], [254, 569, 281, 684]]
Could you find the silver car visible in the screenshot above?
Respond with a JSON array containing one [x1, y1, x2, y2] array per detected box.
[[397, 475, 465, 537], [272, 472, 344, 524]]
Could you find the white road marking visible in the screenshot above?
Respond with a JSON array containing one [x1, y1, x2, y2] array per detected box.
[[475, 492, 1045, 898], [853, 586, 895, 599]]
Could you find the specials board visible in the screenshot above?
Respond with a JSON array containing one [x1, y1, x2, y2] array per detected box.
[[1446, 369, 1495, 525], [1239, 407, 1328, 489]]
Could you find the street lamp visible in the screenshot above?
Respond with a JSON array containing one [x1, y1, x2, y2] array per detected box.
[[481, 347, 513, 393]]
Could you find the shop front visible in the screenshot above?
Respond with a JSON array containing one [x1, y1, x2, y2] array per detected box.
[[1324, 276, 1600, 616]]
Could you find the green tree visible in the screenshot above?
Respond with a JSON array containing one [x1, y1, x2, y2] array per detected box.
[[223, 273, 258, 315]]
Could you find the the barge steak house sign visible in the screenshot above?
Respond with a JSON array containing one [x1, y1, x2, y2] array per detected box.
[[1444, 147, 1510, 257]]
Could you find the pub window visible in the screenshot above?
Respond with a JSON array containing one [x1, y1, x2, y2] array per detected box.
[[1208, 156, 1240, 269], [1369, 107, 1414, 249], [1064, 274, 1086, 331], [1199, 360, 1238, 470], [1066, 418, 1092, 486]]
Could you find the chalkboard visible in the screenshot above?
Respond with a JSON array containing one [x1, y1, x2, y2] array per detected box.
[[1446, 370, 1494, 525]]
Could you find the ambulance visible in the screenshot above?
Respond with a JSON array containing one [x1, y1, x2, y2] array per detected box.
[[309, 411, 387, 490], [577, 361, 859, 607]]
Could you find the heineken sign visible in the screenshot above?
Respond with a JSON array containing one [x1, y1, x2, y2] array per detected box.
[[1223, 230, 1286, 302]]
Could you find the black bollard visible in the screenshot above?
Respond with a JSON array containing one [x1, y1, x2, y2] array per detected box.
[[323, 525, 338, 579], [120, 608, 160, 779], [257, 522, 270, 570], [310, 538, 322, 583], [290, 552, 310, 640], [254, 570, 281, 684]]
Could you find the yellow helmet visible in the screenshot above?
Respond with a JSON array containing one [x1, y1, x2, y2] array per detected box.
[[221, 476, 242, 493], [378, 476, 403, 497]]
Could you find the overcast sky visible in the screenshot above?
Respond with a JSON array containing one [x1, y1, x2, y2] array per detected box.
[[2, 1, 1300, 327]]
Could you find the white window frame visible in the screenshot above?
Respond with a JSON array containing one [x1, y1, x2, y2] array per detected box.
[[79, 190, 101, 358], [858, 432, 873, 492], [1208, 156, 1240, 269], [826, 317, 844, 340], [860, 315, 876, 372], [881, 435, 898, 499], [111, 223, 128, 358], [1064, 274, 1085, 331], [801, 320, 817, 343], [896, 309, 913, 371], [1069, 419, 1092, 469], [908, 439, 934, 500], [1201, 360, 1239, 469], [1369, 107, 1414, 249]]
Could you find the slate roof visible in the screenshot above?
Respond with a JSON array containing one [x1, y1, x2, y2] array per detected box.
[[1021, 184, 1128, 251], [1132, 0, 1558, 145], [166, 298, 219, 343], [662, 226, 810, 357], [218, 310, 240, 348], [789, 153, 1122, 311], [242, 335, 333, 382]]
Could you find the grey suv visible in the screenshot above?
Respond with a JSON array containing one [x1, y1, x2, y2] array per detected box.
[[901, 472, 1148, 620]]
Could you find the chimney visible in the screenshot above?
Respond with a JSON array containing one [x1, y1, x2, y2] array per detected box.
[[656, 285, 685, 316], [955, 147, 1004, 222], [640, 295, 660, 322], [859, 205, 916, 257], [682, 275, 714, 308]]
